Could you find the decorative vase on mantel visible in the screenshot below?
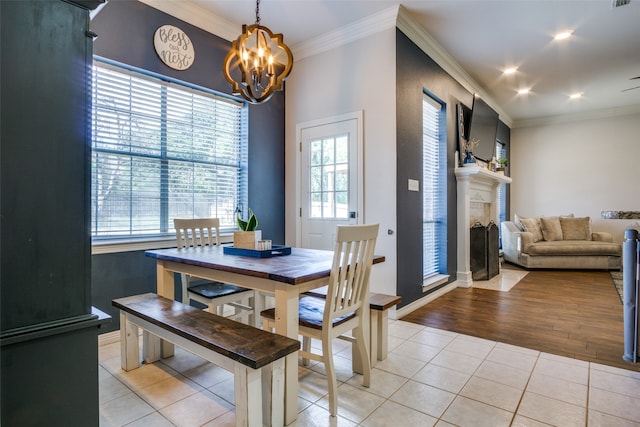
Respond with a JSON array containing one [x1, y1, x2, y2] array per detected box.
[[463, 151, 476, 166]]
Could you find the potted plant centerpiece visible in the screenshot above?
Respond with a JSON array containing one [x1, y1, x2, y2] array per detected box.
[[234, 208, 262, 249]]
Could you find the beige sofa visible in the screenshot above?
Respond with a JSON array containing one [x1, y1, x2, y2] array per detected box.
[[501, 216, 621, 270]]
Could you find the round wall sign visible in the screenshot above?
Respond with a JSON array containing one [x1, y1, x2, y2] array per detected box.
[[153, 25, 195, 71]]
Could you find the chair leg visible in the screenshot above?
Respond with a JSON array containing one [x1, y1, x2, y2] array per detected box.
[[239, 294, 251, 324], [180, 274, 190, 304], [353, 326, 371, 388], [301, 337, 311, 366], [322, 338, 338, 417], [252, 291, 265, 328], [262, 318, 273, 332]]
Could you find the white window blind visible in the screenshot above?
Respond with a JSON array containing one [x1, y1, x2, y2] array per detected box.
[[91, 62, 246, 238], [423, 94, 447, 279], [496, 142, 507, 248], [496, 142, 507, 226]]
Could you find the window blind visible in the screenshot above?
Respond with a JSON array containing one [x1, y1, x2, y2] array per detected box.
[[422, 94, 447, 279], [496, 142, 507, 248], [91, 63, 246, 238], [496, 142, 507, 225]]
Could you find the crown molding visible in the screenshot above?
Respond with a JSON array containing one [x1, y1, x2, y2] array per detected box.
[[291, 5, 400, 61], [137, 0, 239, 41], [395, 6, 513, 127], [512, 104, 640, 128], [139, 1, 520, 128]]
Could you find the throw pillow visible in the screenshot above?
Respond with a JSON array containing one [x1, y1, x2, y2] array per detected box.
[[520, 217, 543, 242], [540, 217, 563, 241], [560, 216, 592, 240], [513, 213, 525, 231]]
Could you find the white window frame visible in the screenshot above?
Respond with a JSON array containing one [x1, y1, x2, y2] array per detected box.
[[496, 141, 507, 247], [90, 59, 247, 253], [422, 93, 449, 290]]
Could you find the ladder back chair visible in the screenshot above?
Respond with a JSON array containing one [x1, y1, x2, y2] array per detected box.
[[174, 218, 256, 324], [261, 223, 380, 416]]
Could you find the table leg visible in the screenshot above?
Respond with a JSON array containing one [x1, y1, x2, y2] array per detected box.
[[156, 261, 175, 357], [274, 289, 299, 425]]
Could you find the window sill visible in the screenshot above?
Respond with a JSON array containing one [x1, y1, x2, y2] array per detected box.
[[91, 234, 235, 255], [422, 274, 450, 292]]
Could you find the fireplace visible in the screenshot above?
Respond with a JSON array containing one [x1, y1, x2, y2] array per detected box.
[[470, 221, 499, 280], [455, 164, 511, 287]]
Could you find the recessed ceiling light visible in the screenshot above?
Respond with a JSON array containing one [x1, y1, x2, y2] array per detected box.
[[570, 92, 583, 99], [517, 88, 530, 95], [504, 67, 518, 75], [554, 31, 573, 41]]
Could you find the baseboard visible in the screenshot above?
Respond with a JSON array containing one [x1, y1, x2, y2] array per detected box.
[[395, 282, 458, 319], [98, 330, 120, 346]]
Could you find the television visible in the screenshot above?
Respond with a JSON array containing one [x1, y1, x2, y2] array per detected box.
[[467, 96, 499, 163]]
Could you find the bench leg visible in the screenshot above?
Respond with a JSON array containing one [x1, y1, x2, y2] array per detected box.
[[120, 312, 140, 371], [143, 330, 162, 364], [234, 364, 262, 427], [262, 358, 285, 427], [376, 309, 389, 361], [370, 309, 380, 366]]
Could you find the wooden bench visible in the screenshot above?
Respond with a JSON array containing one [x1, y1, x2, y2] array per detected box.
[[303, 288, 401, 364], [112, 293, 299, 427]]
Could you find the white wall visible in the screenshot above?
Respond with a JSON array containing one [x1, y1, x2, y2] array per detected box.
[[284, 29, 397, 295], [511, 111, 640, 243]]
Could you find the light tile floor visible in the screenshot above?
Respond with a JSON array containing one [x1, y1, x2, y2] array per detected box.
[[99, 320, 640, 426]]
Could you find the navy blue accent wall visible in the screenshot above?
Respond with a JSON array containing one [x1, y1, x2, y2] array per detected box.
[[90, 1, 285, 332], [395, 29, 474, 307]]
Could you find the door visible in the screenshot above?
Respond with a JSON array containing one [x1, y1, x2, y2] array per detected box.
[[298, 112, 362, 250]]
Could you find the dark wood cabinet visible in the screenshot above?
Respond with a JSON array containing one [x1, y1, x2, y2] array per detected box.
[[1, 1, 108, 425], [1, 0, 93, 331]]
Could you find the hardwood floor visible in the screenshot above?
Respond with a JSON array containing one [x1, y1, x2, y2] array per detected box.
[[401, 267, 640, 372]]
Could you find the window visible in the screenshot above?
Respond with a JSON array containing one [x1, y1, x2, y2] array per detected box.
[[91, 61, 247, 239], [309, 135, 349, 219], [496, 141, 507, 246], [422, 93, 447, 281]]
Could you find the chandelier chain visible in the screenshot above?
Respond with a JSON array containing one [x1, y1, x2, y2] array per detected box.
[[255, 0, 261, 25]]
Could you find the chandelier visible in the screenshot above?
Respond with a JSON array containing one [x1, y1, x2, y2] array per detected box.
[[223, 0, 293, 104]]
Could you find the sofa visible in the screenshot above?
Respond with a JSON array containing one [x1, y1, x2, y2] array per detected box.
[[501, 215, 621, 270]]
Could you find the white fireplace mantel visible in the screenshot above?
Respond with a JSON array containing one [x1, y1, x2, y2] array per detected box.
[[455, 165, 512, 288]]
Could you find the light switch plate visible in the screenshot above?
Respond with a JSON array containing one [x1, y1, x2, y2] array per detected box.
[[408, 179, 419, 192]]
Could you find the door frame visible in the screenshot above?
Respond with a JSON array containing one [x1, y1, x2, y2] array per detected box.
[[295, 110, 364, 247]]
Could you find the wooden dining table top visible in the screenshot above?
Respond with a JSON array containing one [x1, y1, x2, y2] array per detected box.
[[145, 246, 385, 286]]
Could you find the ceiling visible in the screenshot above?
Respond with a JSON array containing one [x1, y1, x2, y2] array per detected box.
[[150, 0, 640, 125]]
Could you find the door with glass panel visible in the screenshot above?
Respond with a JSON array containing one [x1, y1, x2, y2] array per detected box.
[[299, 116, 360, 250]]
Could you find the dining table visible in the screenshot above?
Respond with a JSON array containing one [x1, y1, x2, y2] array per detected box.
[[145, 245, 384, 425]]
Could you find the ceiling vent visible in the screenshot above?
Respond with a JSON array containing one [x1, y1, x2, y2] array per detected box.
[[612, 0, 631, 8]]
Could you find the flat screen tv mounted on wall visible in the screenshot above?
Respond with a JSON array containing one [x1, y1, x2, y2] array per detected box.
[[467, 96, 499, 163]]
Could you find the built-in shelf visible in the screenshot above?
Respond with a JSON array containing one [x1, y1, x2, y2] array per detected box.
[[602, 211, 640, 219]]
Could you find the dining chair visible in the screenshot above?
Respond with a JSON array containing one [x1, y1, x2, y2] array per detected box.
[[261, 223, 379, 416], [174, 218, 256, 324]]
